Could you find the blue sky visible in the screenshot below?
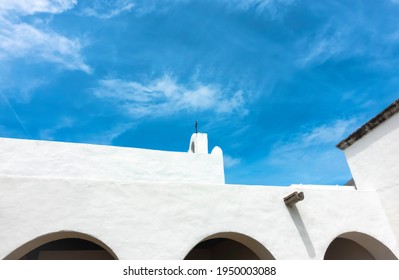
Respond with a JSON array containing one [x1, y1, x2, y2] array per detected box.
[[1, 0, 399, 186]]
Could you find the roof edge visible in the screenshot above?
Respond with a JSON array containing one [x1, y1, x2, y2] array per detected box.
[[337, 98, 399, 150]]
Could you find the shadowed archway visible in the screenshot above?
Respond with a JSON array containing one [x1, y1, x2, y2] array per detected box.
[[4, 231, 118, 260], [184, 232, 275, 260], [324, 232, 397, 260]]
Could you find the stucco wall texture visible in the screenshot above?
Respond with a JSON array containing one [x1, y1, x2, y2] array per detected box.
[[0, 176, 397, 260], [0, 136, 224, 184], [0, 118, 398, 259], [344, 112, 399, 248]]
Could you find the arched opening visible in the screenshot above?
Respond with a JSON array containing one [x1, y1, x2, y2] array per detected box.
[[184, 232, 275, 260], [4, 231, 118, 260], [324, 232, 397, 260]]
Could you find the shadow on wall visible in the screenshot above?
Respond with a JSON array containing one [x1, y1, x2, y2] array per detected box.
[[184, 232, 275, 260], [3, 231, 118, 260], [287, 205, 316, 258]]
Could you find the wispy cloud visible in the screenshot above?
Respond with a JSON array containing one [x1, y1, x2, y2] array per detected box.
[[296, 3, 399, 69], [271, 118, 359, 161], [0, 19, 90, 73], [263, 118, 360, 184], [296, 24, 352, 67], [0, 64, 48, 102], [0, 0, 76, 15], [39, 117, 75, 140], [218, 0, 295, 13], [92, 75, 248, 118], [81, 123, 133, 145], [38, 116, 134, 145], [295, 118, 359, 147], [223, 154, 241, 168], [0, 0, 90, 73], [107, 0, 295, 16], [79, 0, 134, 20]]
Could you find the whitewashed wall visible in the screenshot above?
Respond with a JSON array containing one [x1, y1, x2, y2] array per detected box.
[[0, 137, 398, 260], [344, 113, 399, 191], [0, 137, 224, 184], [0, 176, 397, 259], [344, 113, 399, 245]]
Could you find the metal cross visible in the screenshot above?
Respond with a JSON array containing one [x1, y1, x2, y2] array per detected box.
[[195, 121, 198, 133]]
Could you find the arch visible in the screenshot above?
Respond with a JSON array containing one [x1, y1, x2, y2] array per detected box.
[[4, 231, 118, 260], [324, 232, 397, 260], [184, 232, 275, 260]]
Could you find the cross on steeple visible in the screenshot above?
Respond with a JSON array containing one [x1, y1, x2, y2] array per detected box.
[[195, 121, 198, 134]]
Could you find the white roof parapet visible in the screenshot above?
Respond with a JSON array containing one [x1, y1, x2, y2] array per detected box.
[[0, 137, 225, 184]]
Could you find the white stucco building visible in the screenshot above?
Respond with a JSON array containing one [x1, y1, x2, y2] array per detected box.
[[1, 99, 399, 260]]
